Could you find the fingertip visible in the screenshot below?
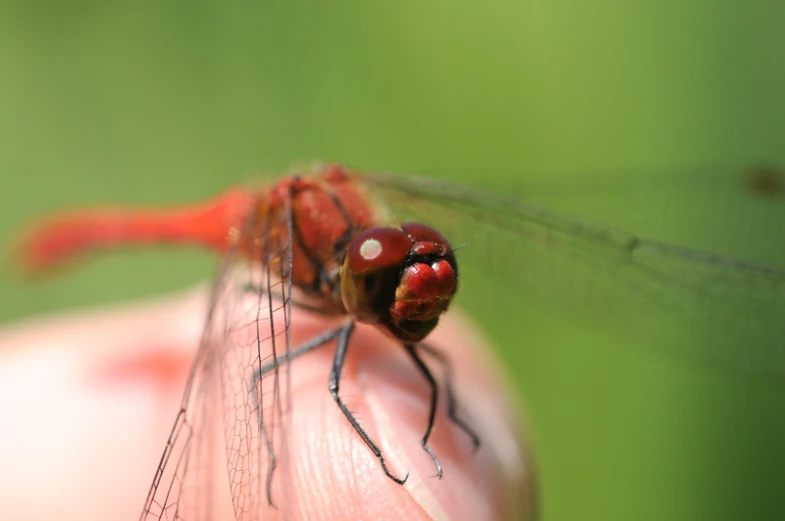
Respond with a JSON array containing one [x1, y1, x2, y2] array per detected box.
[[278, 309, 535, 520], [0, 286, 535, 520]]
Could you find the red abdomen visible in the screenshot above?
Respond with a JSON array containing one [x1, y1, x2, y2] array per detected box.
[[13, 165, 381, 313]]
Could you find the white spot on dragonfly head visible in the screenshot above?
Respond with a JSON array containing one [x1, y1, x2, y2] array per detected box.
[[359, 238, 383, 261]]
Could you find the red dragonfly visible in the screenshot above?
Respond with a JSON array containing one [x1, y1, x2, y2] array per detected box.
[[14, 163, 785, 520]]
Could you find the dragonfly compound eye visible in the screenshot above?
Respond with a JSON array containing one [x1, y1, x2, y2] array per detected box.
[[340, 223, 458, 342]]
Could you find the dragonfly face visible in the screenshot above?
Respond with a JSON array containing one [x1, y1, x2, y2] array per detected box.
[[339, 222, 458, 342]]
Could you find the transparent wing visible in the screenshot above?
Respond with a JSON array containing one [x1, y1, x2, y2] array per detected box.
[[140, 192, 297, 520], [216, 194, 296, 520], [361, 170, 785, 378], [140, 255, 233, 521]]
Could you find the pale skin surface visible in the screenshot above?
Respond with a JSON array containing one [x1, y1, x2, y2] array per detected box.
[[0, 287, 535, 521]]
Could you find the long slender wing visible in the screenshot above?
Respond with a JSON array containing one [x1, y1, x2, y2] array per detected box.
[[361, 170, 785, 378], [140, 249, 235, 521], [140, 192, 297, 520], [216, 193, 296, 520]]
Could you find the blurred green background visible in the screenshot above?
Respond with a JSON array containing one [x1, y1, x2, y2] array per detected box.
[[2, 2, 785, 520]]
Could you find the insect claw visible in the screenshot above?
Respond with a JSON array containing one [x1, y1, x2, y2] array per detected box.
[[423, 445, 443, 479], [381, 460, 409, 485]]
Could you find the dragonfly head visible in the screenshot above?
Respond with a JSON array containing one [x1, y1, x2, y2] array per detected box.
[[340, 223, 458, 343]]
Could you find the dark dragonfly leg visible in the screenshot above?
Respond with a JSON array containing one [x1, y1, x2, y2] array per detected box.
[[249, 322, 349, 507], [419, 342, 481, 449], [329, 320, 409, 485], [251, 323, 348, 382], [404, 343, 443, 478]]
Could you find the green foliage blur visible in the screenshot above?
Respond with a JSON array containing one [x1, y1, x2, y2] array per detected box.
[[2, 2, 785, 520]]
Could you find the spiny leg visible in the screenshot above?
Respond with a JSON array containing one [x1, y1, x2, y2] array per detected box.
[[251, 325, 347, 382], [419, 342, 480, 449], [329, 320, 409, 485], [404, 343, 442, 478], [250, 323, 348, 507]]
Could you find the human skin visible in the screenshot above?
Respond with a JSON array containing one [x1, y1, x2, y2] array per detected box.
[[0, 287, 535, 520]]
